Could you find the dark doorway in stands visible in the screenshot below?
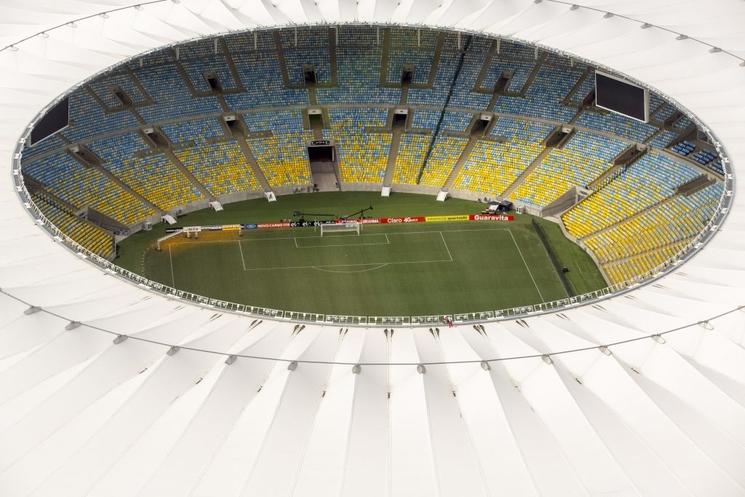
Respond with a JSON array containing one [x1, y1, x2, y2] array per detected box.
[[308, 145, 335, 164], [308, 142, 339, 191]]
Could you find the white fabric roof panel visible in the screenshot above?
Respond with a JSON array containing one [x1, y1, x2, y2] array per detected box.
[[0, 0, 744, 496]]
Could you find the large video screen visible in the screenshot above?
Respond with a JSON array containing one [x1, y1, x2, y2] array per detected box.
[[30, 97, 69, 145], [595, 72, 648, 122]]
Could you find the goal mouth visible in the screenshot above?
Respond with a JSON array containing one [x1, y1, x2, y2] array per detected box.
[[320, 221, 361, 236]]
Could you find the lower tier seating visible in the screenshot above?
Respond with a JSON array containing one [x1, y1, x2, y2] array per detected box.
[[325, 130, 392, 184], [111, 153, 204, 212], [419, 136, 468, 187], [562, 150, 701, 239], [392, 133, 430, 185], [22, 151, 155, 226], [583, 183, 722, 273], [175, 141, 261, 196], [248, 132, 313, 188], [31, 192, 115, 259], [454, 139, 543, 195]]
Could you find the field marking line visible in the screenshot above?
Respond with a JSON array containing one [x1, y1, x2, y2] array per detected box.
[[439, 231, 454, 262], [385, 233, 390, 244], [161, 227, 514, 248], [507, 229, 545, 302], [237, 240, 247, 271], [240, 257, 454, 272], [168, 245, 176, 287], [312, 263, 390, 273], [293, 235, 390, 249], [533, 231, 570, 298]]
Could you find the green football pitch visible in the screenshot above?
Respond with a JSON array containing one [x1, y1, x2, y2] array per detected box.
[[116, 192, 607, 316]]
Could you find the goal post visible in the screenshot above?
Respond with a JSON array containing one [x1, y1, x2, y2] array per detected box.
[[319, 221, 361, 237]]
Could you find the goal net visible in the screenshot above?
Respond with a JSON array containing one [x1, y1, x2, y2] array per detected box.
[[320, 221, 361, 237]]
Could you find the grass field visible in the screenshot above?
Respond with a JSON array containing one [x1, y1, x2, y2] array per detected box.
[[116, 192, 607, 316]]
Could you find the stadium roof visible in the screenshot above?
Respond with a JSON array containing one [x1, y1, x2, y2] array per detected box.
[[1, 1, 744, 496]]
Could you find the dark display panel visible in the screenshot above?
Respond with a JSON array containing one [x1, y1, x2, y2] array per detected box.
[[30, 97, 69, 145], [595, 72, 648, 122]]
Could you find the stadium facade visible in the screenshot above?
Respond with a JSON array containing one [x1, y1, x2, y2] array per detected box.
[[0, 1, 744, 497]]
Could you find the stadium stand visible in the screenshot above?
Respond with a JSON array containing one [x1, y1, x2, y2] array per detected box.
[[419, 135, 469, 186], [175, 141, 261, 196], [454, 138, 543, 194], [135, 64, 223, 122], [325, 130, 392, 184], [281, 27, 333, 85], [328, 108, 388, 129], [161, 117, 225, 145], [247, 132, 313, 188], [23, 150, 155, 225], [21, 26, 725, 289], [31, 191, 115, 259], [511, 131, 624, 207], [392, 133, 430, 184], [562, 150, 702, 239], [243, 110, 305, 133]]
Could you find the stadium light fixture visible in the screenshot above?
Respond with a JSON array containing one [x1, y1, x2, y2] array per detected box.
[[541, 355, 553, 365], [225, 355, 237, 365], [599, 346, 612, 356], [24, 305, 41, 315], [417, 364, 427, 374], [65, 321, 81, 330], [651, 334, 666, 344], [167, 346, 180, 356], [480, 361, 491, 371], [287, 361, 298, 371], [352, 364, 361, 374], [112, 334, 128, 345]]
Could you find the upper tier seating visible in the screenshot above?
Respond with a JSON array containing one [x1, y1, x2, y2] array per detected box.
[[317, 46, 399, 104], [226, 52, 308, 109], [161, 117, 225, 145], [387, 28, 437, 85], [576, 110, 657, 143], [244, 110, 305, 134], [182, 55, 241, 92], [88, 71, 150, 108], [281, 27, 333, 85], [64, 90, 139, 142], [135, 64, 222, 122], [328, 108, 388, 129]]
